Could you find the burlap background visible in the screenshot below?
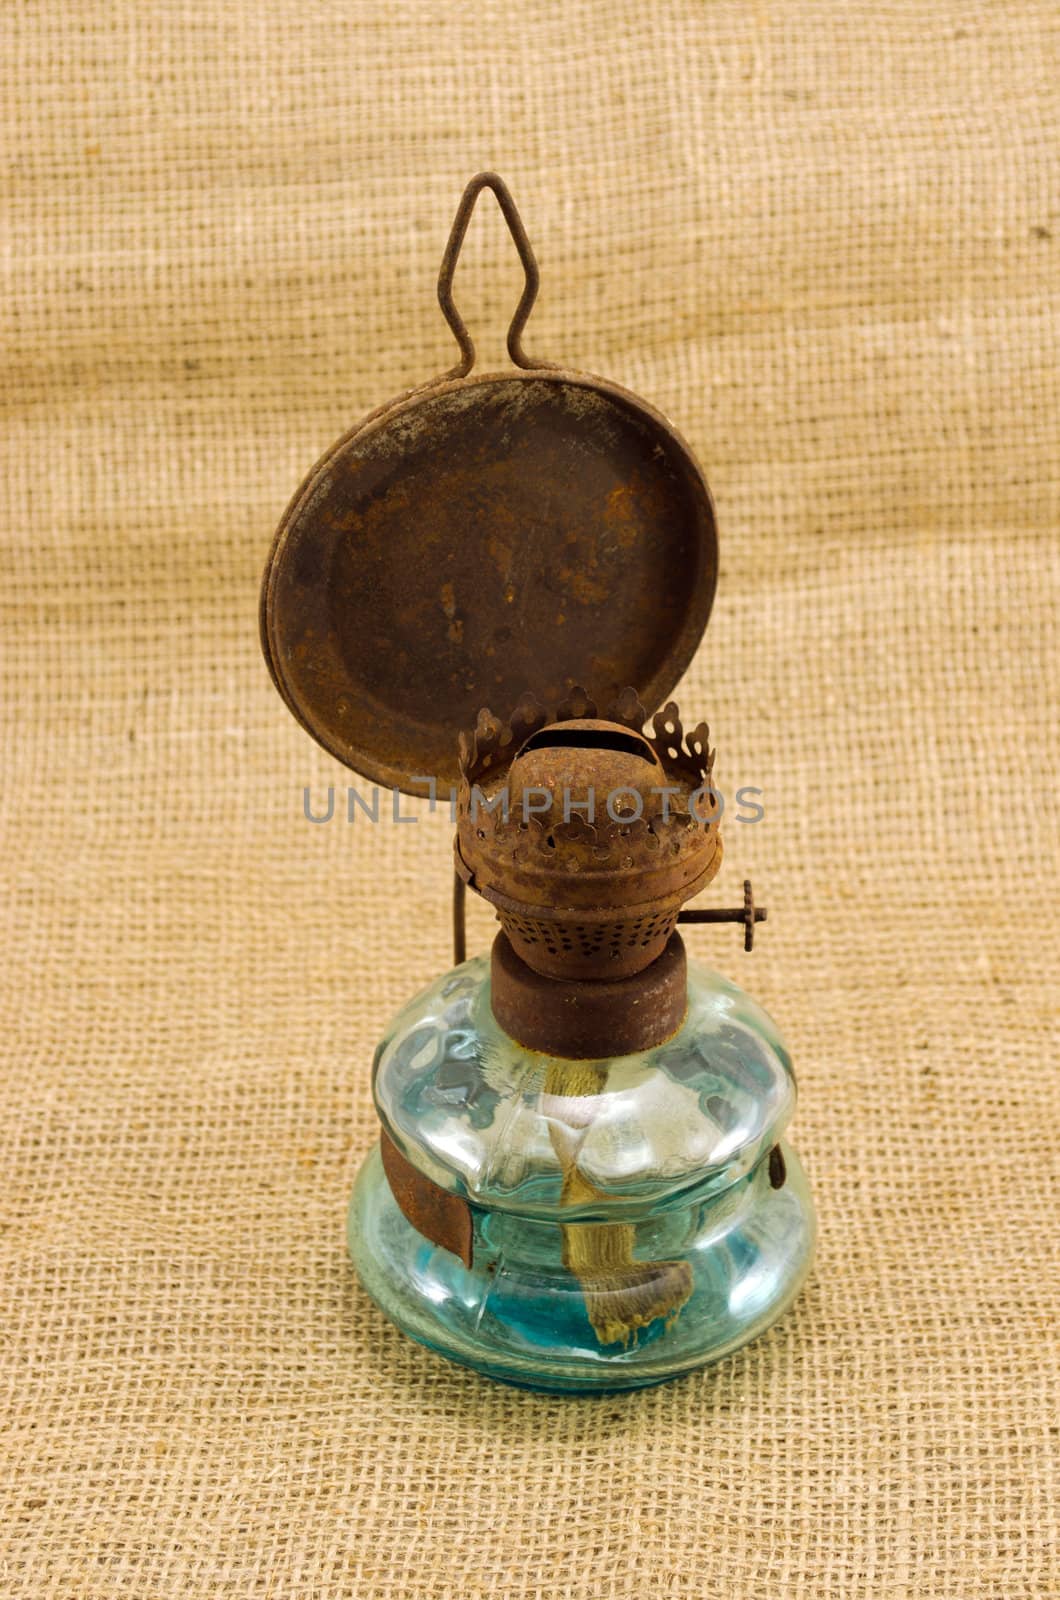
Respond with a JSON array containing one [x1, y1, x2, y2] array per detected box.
[[3, 3, 1058, 1596]]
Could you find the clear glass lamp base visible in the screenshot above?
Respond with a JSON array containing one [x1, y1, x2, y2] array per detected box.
[[348, 956, 816, 1394], [350, 1141, 815, 1394]]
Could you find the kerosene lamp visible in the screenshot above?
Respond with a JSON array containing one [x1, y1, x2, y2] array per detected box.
[[260, 174, 815, 1391]]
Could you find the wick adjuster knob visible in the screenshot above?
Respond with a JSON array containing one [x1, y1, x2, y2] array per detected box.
[[678, 879, 767, 952]]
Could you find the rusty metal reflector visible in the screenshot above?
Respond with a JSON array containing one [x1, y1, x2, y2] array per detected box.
[[260, 173, 718, 797]]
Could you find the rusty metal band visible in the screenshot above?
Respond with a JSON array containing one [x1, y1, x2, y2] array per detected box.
[[379, 1127, 474, 1269]]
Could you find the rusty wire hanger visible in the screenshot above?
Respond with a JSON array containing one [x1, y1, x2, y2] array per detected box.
[[437, 171, 553, 378]]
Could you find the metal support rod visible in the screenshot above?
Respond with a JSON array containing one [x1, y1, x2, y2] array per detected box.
[[452, 870, 467, 965]]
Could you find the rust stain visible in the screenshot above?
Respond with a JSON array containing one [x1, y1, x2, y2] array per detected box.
[[568, 570, 609, 606], [487, 533, 514, 582]]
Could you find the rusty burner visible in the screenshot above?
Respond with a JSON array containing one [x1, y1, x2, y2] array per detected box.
[[455, 684, 741, 1056]]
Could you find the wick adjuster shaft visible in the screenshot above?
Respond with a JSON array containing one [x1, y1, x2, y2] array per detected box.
[[678, 880, 767, 952]]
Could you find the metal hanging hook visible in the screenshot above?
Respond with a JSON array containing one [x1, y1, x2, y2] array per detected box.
[[437, 172, 549, 378]]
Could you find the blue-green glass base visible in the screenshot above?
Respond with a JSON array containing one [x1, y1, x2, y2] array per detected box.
[[348, 1140, 815, 1394]]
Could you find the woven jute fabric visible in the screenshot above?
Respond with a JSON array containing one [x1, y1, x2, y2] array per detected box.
[[3, 3, 1058, 1596]]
